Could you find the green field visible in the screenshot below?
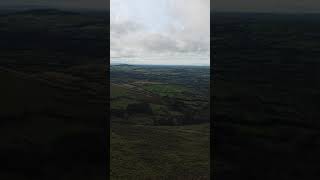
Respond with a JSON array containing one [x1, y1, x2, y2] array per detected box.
[[142, 84, 189, 97], [111, 84, 131, 98], [110, 64, 210, 179], [111, 123, 210, 178]]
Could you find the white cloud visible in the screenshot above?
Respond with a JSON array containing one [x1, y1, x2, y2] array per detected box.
[[111, 0, 210, 65]]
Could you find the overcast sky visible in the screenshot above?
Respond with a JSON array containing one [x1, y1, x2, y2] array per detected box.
[[111, 0, 210, 66], [214, 0, 320, 13]]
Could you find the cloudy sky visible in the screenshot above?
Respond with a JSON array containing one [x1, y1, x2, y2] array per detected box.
[[111, 0, 210, 66]]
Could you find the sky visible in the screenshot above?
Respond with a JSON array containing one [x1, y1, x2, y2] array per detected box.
[[111, 0, 210, 66]]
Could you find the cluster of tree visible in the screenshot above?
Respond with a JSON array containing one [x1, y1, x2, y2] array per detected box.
[[111, 100, 210, 125], [111, 102, 153, 119], [126, 102, 153, 115], [162, 96, 187, 112], [154, 111, 210, 126], [110, 109, 126, 118]]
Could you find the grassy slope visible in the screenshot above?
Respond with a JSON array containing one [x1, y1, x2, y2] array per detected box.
[[110, 66, 210, 179], [111, 123, 210, 179]]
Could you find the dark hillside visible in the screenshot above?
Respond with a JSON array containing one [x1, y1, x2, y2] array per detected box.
[[213, 13, 320, 179], [0, 9, 108, 179]]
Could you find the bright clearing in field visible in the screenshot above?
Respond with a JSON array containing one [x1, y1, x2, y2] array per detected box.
[[111, 0, 210, 66]]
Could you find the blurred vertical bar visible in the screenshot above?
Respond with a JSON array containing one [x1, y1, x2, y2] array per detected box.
[[210, 1, 214, 180], [0, 0, 109, 179]]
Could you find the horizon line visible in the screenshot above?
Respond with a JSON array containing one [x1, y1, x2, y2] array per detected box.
[[110, 63, 210, 67]]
